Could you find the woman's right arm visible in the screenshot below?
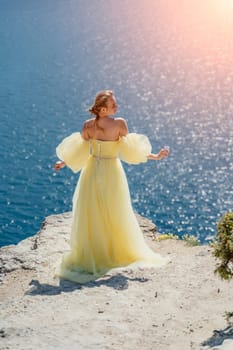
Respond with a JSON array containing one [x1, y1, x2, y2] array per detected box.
[[117, 118, 128, 137], [147, 148, 169, 160]]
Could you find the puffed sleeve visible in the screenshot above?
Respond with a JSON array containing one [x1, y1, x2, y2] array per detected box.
[[118, 133, 152, 164], [56, 132, 90, 173]]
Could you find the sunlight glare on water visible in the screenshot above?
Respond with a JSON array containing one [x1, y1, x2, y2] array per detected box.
[[0, 0, 232, 246]]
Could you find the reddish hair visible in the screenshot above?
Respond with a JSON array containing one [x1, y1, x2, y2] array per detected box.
[[88, 90, 113, 130]]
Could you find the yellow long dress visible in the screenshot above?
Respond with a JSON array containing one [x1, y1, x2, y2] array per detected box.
[[55, 132, 168, 283]]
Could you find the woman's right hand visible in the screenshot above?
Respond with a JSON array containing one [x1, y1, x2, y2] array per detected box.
[[54, 160, 66, 171], [157, 148, 170, 159]]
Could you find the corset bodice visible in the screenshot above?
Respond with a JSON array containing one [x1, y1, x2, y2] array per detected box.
[[90, 139, 119, 158]]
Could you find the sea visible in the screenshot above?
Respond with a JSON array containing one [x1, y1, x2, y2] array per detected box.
[[0, 0, 232, 247]]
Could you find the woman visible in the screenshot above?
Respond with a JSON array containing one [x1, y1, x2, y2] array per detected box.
[[54, 90, 169, 283]]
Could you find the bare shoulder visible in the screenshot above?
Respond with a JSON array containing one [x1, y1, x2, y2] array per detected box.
[[114, 117, 128, 136], [115, 117, 126, 122], [114, 117, 127, 127], [83, 118, 95, 129], [82, 118, 95, 140]]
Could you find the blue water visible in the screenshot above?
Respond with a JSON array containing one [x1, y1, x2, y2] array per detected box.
[[0, 0, 232, 247]]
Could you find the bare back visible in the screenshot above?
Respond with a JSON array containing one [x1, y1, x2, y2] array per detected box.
[[82, 117, 128, 141]]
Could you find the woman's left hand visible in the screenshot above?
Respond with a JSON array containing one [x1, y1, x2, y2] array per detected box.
[[54, 160, 66, 171]]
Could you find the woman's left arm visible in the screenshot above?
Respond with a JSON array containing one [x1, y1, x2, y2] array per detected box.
[[54, 160, 66, 171]]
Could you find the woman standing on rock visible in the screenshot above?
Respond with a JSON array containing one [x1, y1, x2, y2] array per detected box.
[[54, 90, 169, 283]]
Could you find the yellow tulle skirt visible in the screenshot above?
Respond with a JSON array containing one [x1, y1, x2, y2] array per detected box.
[[55, 135, 168, 283]]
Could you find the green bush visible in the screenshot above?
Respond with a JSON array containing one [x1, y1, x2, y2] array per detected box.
[[212, 212, 233, 280], [224, 311, 233, 325], [154, 233, 179, 241], [182, 234, 200, 246]]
